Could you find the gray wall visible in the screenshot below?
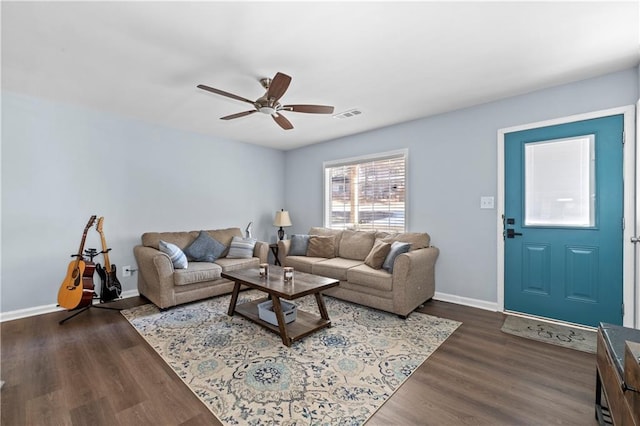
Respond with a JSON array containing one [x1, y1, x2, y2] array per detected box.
[[284, 68, 639, 306], [1, 92, 285, 312], [2, 68, 637, 314]]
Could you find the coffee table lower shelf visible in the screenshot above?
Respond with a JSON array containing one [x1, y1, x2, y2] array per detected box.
[[234, 298, 332, 346]]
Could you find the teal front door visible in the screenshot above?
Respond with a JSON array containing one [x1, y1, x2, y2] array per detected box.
[[504, 114, 624, 327]]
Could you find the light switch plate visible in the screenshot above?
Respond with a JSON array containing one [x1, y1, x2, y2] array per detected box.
[[480, 196, 495, 209]]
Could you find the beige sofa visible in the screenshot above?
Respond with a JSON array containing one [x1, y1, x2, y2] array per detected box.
[[133, 227, 268, 309], [277, 227, 439, 318]]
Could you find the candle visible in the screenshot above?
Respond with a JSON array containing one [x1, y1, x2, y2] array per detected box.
[[283, 267, 294, 281], [259, 263, 269, 277]]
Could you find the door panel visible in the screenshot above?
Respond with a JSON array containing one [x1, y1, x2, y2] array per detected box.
[[564, 245, 599, 303], [522, 243, 550, 296], [504, 115, 624, 326]]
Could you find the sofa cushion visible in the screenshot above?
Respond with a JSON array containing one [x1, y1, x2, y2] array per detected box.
[[215, 257, 259, 272], [173, 262, 222, 285], [142, 231, 194, 250], [382, 241, 411, 273], [381, 232, 430, 251], [309, 227, 343, 256], [289, 234, 310, 256], [140, 228, 248, 254], [184, 230, 225, 262], [347, 264, 393, 291], [283, 256, 327, 274], [339, 230, 376, 260], [306, 235, 336, 258], [227, 236, 257, 259], [364, 239, 392, 269], [159, 240, 188, 269], [312, 258, 364, 281]]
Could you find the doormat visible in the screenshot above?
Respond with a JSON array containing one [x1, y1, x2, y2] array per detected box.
[[501, 315, 596, 353]]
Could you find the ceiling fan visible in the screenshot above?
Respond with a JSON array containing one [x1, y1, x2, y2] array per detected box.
[[197, 72, 334, 130]]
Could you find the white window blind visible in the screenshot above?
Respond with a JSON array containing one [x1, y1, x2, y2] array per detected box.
[[324, 150, 407, 232]]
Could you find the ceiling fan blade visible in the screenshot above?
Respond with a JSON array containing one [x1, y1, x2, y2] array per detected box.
[[272, 112, 293, 130], [283, 104, 335, 114], [266, 72, 291, 102], [220, 110, 257, 120], [197, 84, 255, 105]]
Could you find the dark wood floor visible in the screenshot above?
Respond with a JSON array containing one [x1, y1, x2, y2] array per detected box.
[[1, 296, 597, 425]]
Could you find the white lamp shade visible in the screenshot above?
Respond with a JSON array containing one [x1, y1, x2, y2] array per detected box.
[[273, 210, 292, 227]]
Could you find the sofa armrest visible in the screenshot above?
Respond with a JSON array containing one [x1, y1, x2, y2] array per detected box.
[[133, 245, 176, 308], [391, 246, 439, 316], [254, 241, 268, 264], [277, 239, 291, 265]]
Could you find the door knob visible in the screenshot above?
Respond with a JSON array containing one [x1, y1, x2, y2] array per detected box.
[[631, 236, 640, 244], [506, 229, 523, 238]]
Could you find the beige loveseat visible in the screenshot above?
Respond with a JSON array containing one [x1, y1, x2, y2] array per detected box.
[[277, 227, 439, 318], [133, 227, 268, 309]]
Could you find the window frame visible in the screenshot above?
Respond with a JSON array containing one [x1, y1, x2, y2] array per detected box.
[[323, 149, 408, 232]]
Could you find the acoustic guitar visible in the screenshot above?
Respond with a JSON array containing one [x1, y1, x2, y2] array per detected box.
[[95, 217, 122, 302], [57, 215, 97, 310]]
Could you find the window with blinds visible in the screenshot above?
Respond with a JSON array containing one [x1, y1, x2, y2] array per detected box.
[[324, 150, 407, 232]]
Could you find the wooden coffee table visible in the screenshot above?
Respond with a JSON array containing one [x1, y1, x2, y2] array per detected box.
[[222, 266, 339, 347]]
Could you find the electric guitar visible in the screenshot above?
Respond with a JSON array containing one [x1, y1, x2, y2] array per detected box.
[[57, 215, 97, 310], [95, 217, 122, 302]]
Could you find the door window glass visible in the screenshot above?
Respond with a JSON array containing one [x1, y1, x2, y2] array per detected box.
[[524, 135, 595, 227]]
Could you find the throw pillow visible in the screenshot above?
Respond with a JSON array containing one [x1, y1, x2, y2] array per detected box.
[[364, 239, 392, 270], [289, 234, 310, 256], [382, 241, 411, 273], [159, 240, 188, 269], [227, 236, 257, 259], [306, 235, 336, 258], [183, 230, 225, 262]]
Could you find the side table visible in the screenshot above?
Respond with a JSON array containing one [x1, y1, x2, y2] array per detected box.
[[269, 243, 281, 266], [596, 323, 640, 425]]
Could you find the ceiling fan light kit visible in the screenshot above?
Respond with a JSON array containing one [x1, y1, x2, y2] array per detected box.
[[259, 106, 276, 115], [197, 72, 335, 130]]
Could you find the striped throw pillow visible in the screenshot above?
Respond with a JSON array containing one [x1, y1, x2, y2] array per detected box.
[[227, 236, 257, 259], [159, 240, 188, 269]]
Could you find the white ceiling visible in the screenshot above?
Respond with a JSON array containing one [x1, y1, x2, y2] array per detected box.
[[2, 1, 639, 151]]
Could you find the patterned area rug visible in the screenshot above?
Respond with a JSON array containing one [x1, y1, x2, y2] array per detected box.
[[122, 291, 460, 425], [501, 315, 596, 353]]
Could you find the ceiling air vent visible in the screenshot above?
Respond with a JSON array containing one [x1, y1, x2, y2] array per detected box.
[[333, 109, 362, 119]]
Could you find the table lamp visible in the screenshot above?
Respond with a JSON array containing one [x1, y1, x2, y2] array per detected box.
[[273, 209, 292, 240]]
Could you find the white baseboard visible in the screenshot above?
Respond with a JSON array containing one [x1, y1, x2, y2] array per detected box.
[[2, 289, 495, 322], [0, 289, 140, 323], [433, 291, 498, 312]]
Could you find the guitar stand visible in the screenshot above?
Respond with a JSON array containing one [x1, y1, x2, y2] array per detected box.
[[59, 243, 124, 324], [83, 248, 99, 262], [59, 294, 122, 325]]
